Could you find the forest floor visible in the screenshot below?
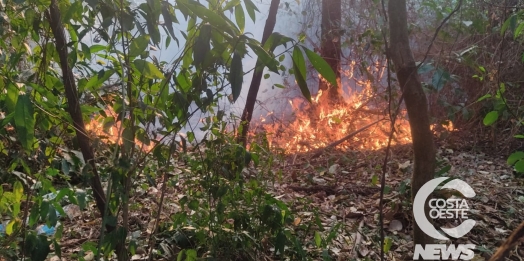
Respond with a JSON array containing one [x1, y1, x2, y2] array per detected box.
[[272, 141, 524, 261], [47, 135, 524, 261]]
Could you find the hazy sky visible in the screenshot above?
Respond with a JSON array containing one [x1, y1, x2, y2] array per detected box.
[[146, 0, 304, 139], [80, 0, 304, 140]]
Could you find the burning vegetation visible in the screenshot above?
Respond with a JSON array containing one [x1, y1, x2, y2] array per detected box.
[[251, 81, 414, 153], [84, 81, 457, 155], [247, 58, 457, 153], [85, 107, 155, 152]]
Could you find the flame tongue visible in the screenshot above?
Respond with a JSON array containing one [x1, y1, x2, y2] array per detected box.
[[86, 107, 154, 152], [86, 84, 456, 154], [254, 85, 414, 153]]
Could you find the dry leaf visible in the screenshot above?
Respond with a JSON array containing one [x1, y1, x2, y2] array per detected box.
[[293, 217, 302, 226]]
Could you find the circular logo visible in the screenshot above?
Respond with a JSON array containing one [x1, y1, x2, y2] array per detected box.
[[413, 177, 476, 240]]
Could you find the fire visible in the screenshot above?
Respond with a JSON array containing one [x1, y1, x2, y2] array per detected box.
[[431, 121, 456, 132], [252, 81, 414, 153], [85, 107, 154, 152], [83, 86, 453, 156]]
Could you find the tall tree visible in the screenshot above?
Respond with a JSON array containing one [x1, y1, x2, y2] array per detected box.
[[388, 0, 436, 248], [47, 0, 130, 260], [319, 0, 342, 103], [47, 0, 108, 222], [237, 0, 280, 146]]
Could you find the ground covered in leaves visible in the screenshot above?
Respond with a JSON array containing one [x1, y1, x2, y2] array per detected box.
[[40, 134, 524, 261], [277, 142, 524, 260]]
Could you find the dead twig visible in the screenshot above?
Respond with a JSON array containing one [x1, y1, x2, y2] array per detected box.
[[489, 219, 524, 261], [309, 118, 386, 159], [351, 219, 365, 259]]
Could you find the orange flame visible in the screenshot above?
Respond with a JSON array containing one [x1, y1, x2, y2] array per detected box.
[[85, 107, 154, 152], [252, 80, 415, 153]]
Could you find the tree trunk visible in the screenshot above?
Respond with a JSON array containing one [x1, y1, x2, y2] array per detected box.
[[47, 0, 107, 219], [47, 1, 127, 259], [237, 0, 280, 146], [388, 0, 436, 249], [319, 0, 342, 103]]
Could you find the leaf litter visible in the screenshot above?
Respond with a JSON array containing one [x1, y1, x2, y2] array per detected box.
[[38, 139, 524, 261]]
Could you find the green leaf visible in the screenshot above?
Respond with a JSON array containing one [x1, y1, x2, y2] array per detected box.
[[81, 43, 92, 60], [177, 0, 238, 36], [185, 249, 197, 260], [120, 8, 136, 31], [53, 239, 62, 257], [501, 14, 517, 35], [314, 231, 322, 247], [293, 47, 306, 77], [515, 135, 524, 139], [515, 160, 524, 173], [478, 66, 486, 73], [247, 41, 279, 73], [136, 129, 151, 146], [48, 205, 57, 226], [508, 151, 524, 165], [264, 32, 293, 52], [431, 67, 450, 91], [417, 63, 435, 74], [302, 46, 337, 87], [76, 190, 87, 210], [275, 231, 286, 255], [193, 24, 211, 68], [292, 46, 311, 103], [188, 199, 199, 210], [28, 235, 50, 261], [515, 21, 524, 39], [122, 127, 134, 153], [187, 131, 195, 143], [133, 59, 164, 79], [40, 201, 50, 222], [144, 7, 161, 46], [223, 0, 240, 10], [165, 35, 172, 48], [182, 46, 193, 69], [90, 45, 107, 53], [129, 35, 150, 57], [501, 15, 512, 35], [497, 82, 506, 97], [326, 223, 342, 243], [274, 84, 285, 88], [6, 83, 19, 113], [83, 69, 115, 91], [235, 5, 245, 32], [243, 0, 259, 22], [13, 181, 23, 217], [14, 94, 35, 152], [229, 52, 243, 103], [371, 174, 378, 185], [384, 237, 393, 253], [476, 94, 492, 102], [6, 219, 16, 235], [483, 111, 499, 126], [13, 181, 23, 201], [161, 1, 176, 39]]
